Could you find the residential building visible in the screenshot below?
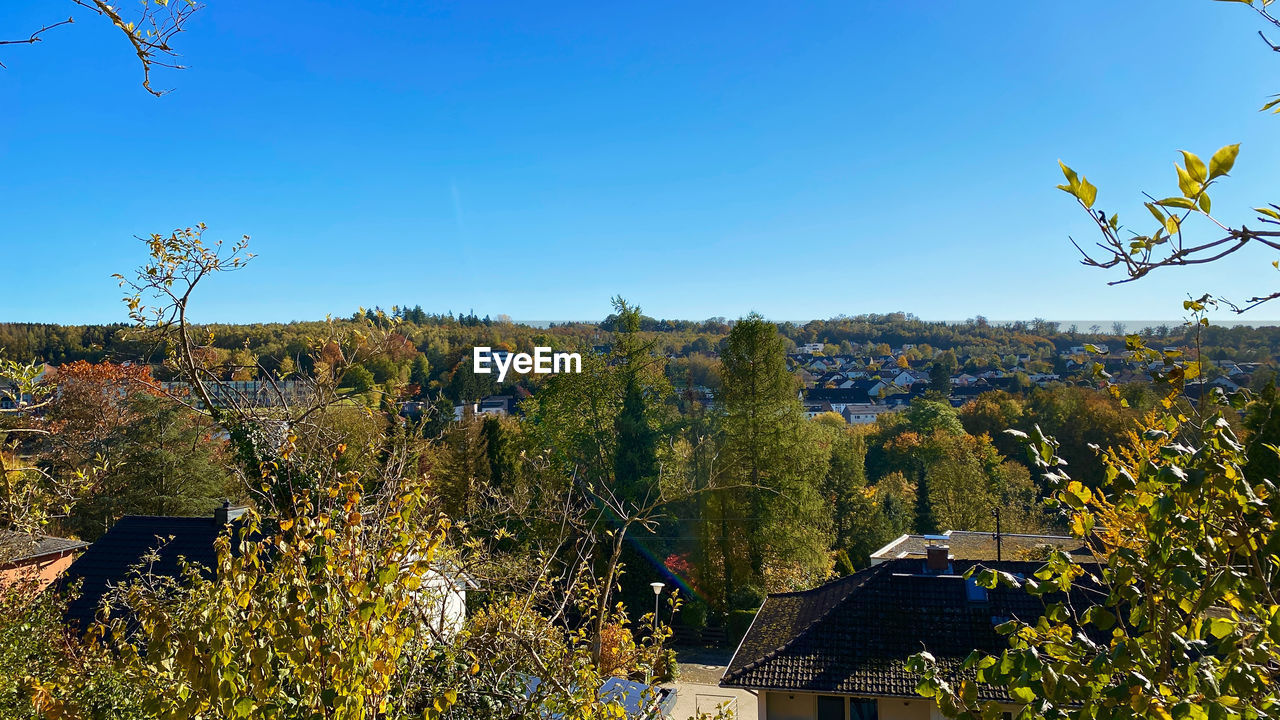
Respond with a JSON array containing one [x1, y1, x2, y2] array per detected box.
[[840, 403, 895, 425], [869, 530, 1094, 565], [0, 532, 87, 590], [721, 550, 1101, 720], [803, 401, 837, 419], [56, 503, 472, 637], [159, 380, 315, 409]]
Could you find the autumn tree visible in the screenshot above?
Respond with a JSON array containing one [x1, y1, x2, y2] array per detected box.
[[913, 3, 1280, 717]]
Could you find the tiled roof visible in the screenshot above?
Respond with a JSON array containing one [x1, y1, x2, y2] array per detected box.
[[721, 558, 1096, 699], [56, 515, 235, 630], [871, 531, 1095, 563], [0, 532, 88, 565]]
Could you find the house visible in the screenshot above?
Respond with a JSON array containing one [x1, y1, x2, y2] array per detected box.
[[798, 343, 826, 354], [57, 503, 251, 630], [804, 401, 837, 419], [56, 503, 472, 637], [159, 380, 316, 409], [1208, 376, 1242, 392], [840, 403, 895, 426], [721, 550, 1101, 720], [0, 532, 88, 590], [477, 394, 514, 416], [869, 530, 1094, 565]]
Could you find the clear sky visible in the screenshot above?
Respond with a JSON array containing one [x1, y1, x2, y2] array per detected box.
[[2, 1, 1279, 325]]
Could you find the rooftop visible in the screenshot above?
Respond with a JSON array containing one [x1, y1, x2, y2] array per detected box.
[[56, 510, 246, 630], [721, 557, 1099, 699], [0, 531, 88, 565], [870, 530, 1095, 564]]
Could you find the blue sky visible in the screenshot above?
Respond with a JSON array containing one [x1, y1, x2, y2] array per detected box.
[[2, 1, 1279, 324]]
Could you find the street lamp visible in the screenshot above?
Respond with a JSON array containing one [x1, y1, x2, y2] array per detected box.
[[647, 582, 666, 686], [650, 582, 665, 631]]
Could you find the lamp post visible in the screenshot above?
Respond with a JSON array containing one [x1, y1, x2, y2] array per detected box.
[[649, 582, 665, 633], [648, 582, 666, 686]]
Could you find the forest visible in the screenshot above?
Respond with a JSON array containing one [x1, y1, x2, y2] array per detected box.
[[2, 0, 1279, 717]]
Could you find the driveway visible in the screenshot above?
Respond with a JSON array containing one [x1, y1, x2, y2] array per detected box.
[[662, 648, 757, 720]]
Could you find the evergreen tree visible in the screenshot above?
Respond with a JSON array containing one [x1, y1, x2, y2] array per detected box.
[[409, 355, 431, 394], [482, 415, 518, 491], [1244, 380, 1280, 483], [613, 375, 658, 506], [929, 350, 958, 394], [719, 313, 830, 600], [70, 394, 237, 540]]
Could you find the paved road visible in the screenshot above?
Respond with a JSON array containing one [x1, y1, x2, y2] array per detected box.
[[661, 648, 757, 720]]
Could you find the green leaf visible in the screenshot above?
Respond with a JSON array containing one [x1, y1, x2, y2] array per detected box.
[[1209, 144, 1240, 178], [1085, 606, 1116, 630], [1198, 193, 1211, 213], [1207, 616, 1235, 639], [1175, 163, 1200, 198], [1157, 197, 1196, 210], [1181, 150, 1207, 183], [1010, 686, 1037, 703], [1078, 177, 1097, 208], [1058, 160, 1080, 186]]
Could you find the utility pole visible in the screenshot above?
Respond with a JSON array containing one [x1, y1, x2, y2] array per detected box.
[[992, 507, 1003, 562]]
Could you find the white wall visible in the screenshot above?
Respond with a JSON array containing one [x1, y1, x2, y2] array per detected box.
[[759, 692, 953, 720]]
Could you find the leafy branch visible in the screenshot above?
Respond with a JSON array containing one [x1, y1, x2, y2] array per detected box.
[[1062, 145, 1280, 313], [1, 0, 200, 95]]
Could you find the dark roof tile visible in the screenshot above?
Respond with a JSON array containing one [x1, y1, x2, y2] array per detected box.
[[55, 515, 234, 630], [722, 558, 1100, 700]]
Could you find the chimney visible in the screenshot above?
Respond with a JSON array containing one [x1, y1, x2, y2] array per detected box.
[[213, 499, 247, 526], [926, 544, 951, 573]]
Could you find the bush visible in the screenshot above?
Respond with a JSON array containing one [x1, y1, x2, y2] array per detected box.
[[728, 584, 764, 611], [726, 609, 759, 648], [677, 597, 708, 633], [652, 647, 680, 683]]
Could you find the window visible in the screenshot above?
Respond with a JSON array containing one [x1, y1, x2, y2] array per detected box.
[[849, 699, 878, 720], [817, 696, 845, 720]]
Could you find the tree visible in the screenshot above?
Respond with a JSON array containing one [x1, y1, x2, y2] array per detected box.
[[718, 313, 831, 599], [61, 229, 664, 719], [343, 364, 375, 394], [1244, 380, 1280, 485], [409, 355, 432, 394], [481, 414, 519, 492], [812, 415, 886, 568], [930, 350, 957, 393], [43, 360, 160, 476], [958, 390, 1027, 460], [86, 484, 452, 720], [913, 409, 1280, 720], [2, 0, 200, 95], [68, 393, 236, 540], [912, 5, 1280, 717]]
